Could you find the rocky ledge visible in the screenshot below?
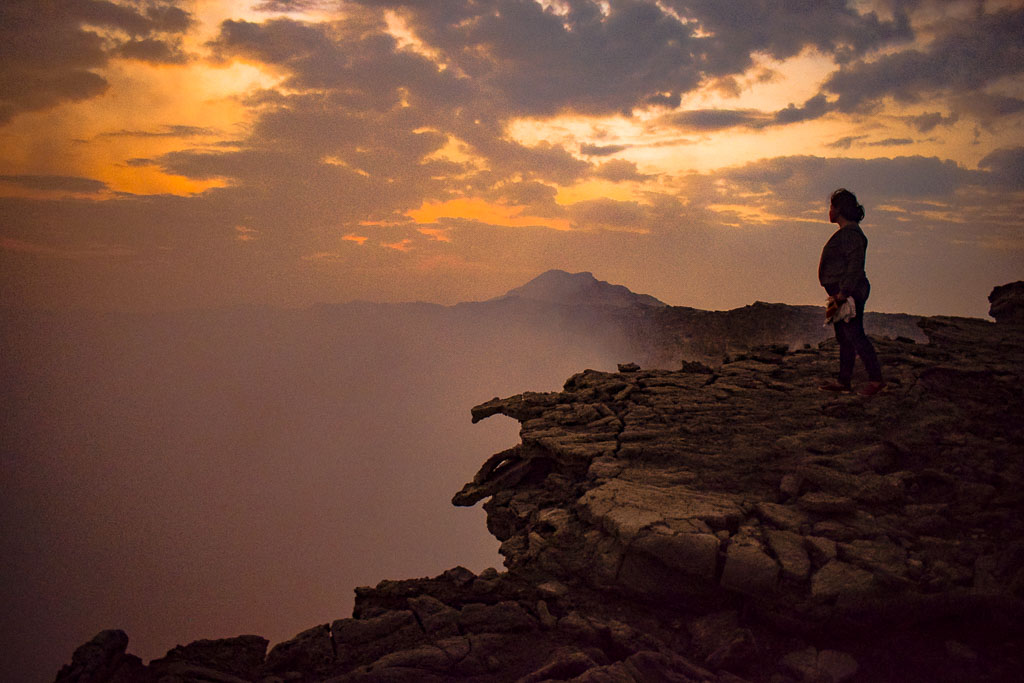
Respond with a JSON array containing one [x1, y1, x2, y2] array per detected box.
[[58, 314, 1024, 682]]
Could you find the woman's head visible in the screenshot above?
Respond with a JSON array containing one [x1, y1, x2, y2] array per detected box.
[[830, 188, 865, 223]]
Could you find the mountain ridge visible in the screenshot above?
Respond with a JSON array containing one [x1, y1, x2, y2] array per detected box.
[[488, 269, 667, 309]]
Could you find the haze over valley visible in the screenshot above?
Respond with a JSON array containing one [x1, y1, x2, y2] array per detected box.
[[2, 273, 641, 682], [0, 269, 992, 681]]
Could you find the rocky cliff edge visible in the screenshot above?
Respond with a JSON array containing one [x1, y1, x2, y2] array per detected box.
[[58, 312, 1024, 682]]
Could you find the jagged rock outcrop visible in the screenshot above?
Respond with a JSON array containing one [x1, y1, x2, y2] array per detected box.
[[458, 317, 1024, 608], [56, 310, 1024, 682], [621, 301, 927, 368], [989, 281, 1024, 324]]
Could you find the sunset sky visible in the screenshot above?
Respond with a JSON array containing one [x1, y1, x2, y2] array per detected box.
[[1, 0, 1022, 317]]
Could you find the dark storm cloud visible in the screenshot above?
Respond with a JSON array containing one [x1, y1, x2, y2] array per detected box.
[[157, 148, 294, 181], [76, 0, 193, 36], [208, 15, 476, 112], [581, 143, 629, 157], [866, 138, 914, 147], [978, 147, 1024, 192], [117, 37, 189, 64], [594, 159, 653, 182], [828, 136, 915, 149], [481, 139, 592, 185], [187, 13, 599, 215], [907, 111, 957, 134], [354, 0, 909, 118], [773, 94, 832, 125], [0, 0, 194, 124], [951, 93, 1024, 128], [192, 1, 929, 216], [663, 95, 836, 132], [568, 197, 647, 229], [0, 174, 109, 193], [668, 108, 766, 131], [828, 135, 868, 150], [142, 2, 193, 33], [254, 0, 333, 11], [353, 0, 704, 117], [644, 92, 682, 109], [99, 125, 218, 138], [483, 180, 560, 209], [823, 7, 1024, 119], [718, 155, 973, 204], [206, 18, 474, 137], [0, 70, 110, 125], [661, 0, 912, 73], [207, 18, 341, 75], [155, 11, 476, 218]]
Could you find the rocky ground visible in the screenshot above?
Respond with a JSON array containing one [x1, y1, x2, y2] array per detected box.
[[57, 303, 1024, 682]]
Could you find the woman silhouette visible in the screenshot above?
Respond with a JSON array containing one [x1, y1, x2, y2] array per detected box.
[[818, 188, 884, 396]]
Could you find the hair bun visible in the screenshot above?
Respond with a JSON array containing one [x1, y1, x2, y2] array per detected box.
[[830, 188, 865, 222]]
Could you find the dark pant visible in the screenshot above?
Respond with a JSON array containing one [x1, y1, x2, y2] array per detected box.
[[833, 285, 882, 385]]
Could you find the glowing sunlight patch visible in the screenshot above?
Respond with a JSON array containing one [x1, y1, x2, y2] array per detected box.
[[706, 203, 816, 227], [407, 198, 572, 231], [0, 54, 272, 197], [556, 180, 641, 205], [384, 10, 447, 68], [107, 165, 229, 196], [235, 225, 258, 242], [383, 238, 414, 251], [302, 252, 343, 262], [343, 234, 369, 245], [422, 136, 486, 170]]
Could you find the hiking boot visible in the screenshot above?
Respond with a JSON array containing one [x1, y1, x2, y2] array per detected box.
[[859, 381, 886, 397], [819, 382, 852, 392]]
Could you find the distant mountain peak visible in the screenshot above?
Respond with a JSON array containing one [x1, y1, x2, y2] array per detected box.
[[494, 269, 666, 308]]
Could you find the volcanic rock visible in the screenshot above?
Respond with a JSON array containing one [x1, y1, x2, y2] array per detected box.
[[54, 630, 149, 683], [55, 302, 1024, 682], [989, 280, 1024, 324]]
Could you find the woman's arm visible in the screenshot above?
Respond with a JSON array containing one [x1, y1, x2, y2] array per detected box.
[[835, 229, 866, 300]]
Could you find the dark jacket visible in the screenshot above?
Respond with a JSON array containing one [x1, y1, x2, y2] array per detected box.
[[818, 224, 869, 298]]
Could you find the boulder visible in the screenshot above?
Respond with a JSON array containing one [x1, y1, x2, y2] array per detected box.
[[265, 624, 334, 675], [149, 635, 268, 680], [55, 630, 150, 683], [988, 281, 1024, 323]]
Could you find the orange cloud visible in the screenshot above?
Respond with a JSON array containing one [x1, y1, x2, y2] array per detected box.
[[0, 54, 272, 197], [382, 238, 413, 252], [407, 198, 571, 231], [342, 234, 369, 245], [301, 251, 343, 262], [235, 225, 258, 241], [417, 227, 451, 242]]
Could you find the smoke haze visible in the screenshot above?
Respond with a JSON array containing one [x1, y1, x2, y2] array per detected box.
[[1, 302, 631, 682]]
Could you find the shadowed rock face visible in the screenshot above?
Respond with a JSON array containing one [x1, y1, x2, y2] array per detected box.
[[460, 317, 1024, 612], [55, 313, 1024, 682], [989, 281, 1024, 324]]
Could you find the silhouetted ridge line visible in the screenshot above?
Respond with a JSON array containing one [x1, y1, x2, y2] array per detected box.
[[490, 269, 667, 308]]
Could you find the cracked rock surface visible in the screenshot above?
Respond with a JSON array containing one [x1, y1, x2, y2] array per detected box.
[[57, 314, 1024, 682]]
